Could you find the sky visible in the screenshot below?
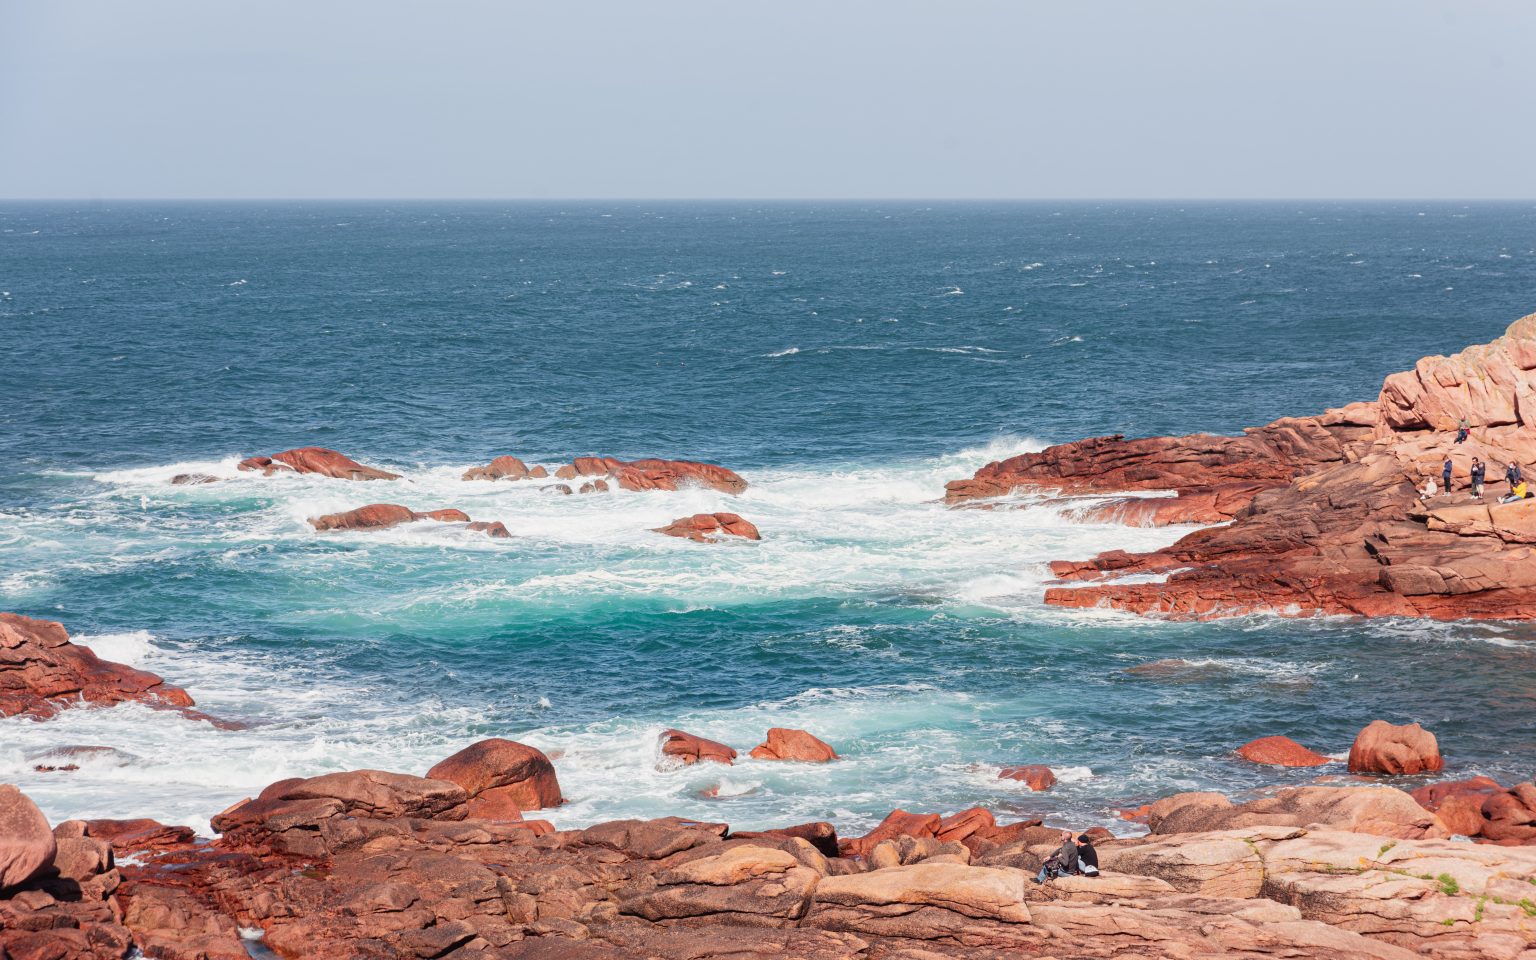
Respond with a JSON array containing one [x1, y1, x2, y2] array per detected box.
[[2, 1, 1533, 200]]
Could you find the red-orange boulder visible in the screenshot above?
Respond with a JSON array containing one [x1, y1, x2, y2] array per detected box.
[[1480, 782, 1536, 843], [747, 728, 837, 763], [554, 456, 748, 494], [653, 513, 762, 542], [840, 808, 942, 857], [426, 739, 563, 815], [730, 821, 840, 859], [462, 455, 531, 481], [0, 785, 55, 891], [934, 807, 996, 844], [309, 504, 509, 538], [658, 729, 737, 766], [83, 818, 196, 855], [1347, 721, 1444, 776], [309, 503, 418, 531], [0, 613, 196, 720], [998, 764, 1057, 790], [238, 447, 400, 481], [1236, 735, 1331, 767]]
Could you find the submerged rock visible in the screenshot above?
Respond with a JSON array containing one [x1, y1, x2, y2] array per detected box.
[[998, 764, 1057, 790], [1237, 735, 1332, 767], [654, 512, 762, 542], [658, 729, 738, 766], [308, 503, 510, 538], [461, 454, 532, 481], [748, 728, 838, 763], [237, 446, 400, 481]]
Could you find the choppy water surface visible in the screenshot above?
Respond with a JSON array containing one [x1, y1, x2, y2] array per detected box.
[[3, 201, 1535, 835]]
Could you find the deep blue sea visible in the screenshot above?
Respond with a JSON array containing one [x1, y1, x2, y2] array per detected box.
[[3, 201, 1535, 836]]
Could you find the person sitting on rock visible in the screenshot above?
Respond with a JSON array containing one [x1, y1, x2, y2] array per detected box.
[[1456, 417, 1470, 443], [1034, 829, 1080, 883], [1423, 476, 1438, 499], [1502, 480, 1529, 504], [1075, 833, 1100, 877], [1471, 458, 1486, 498]]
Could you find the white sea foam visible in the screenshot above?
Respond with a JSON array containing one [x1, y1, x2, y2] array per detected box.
[[1, 438, 1208, 831]]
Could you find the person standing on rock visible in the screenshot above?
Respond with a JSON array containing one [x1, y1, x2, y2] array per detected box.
[[1471, 458, 1486, 498], [1456, 417, 1470, 443], [1507, 462, 1523, 489], [1443, 457, 1454, 496]]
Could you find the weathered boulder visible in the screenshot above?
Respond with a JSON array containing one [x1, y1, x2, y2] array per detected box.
[[1410, 776, 1502, 838], [1099, 829, 1270, 897], [1348, 721, 1444, 776], [840, 809, 942, 858], [426, 739, 563, 815], [1237, 735, 1332, 767], [308, 502, 418, 531], [1150, 786, 1450, 840], [1479, 781, 1536, 843], [555, 456, 749, 494], [802, 862, 1033, 946], [169, 472, 220, 485], [653, 513, 761, 542], [730, 821, 840, 860], [462, 455, 531, 481], [658, 729, 737, 766], [238, 446, 400, 480], [83, 818, 196, 855], [748, 728, 837, 763], [998, 764, 1057, 790], [0, 786, 56, 891], [620, 845, 819, 924], [0, 612, 197, 720]]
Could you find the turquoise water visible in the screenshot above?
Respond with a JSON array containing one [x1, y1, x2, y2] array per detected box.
[[2, 201, 1535, 835]]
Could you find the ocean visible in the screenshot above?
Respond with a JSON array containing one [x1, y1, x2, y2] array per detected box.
[[3, 200, 1535, 837]]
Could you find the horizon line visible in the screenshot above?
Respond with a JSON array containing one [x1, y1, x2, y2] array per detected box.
[[4, 196, 1536, 205]]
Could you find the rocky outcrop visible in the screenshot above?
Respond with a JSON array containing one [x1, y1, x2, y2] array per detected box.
[[309, 503, 511, 538], [238, 446, 400, 481], [1348, 721, 1444, 776], [1017, 312, 1536, 620], [653, 513, 762, 542], [13, 769, 1536, 960], [1237, 735, 1332, 767], [658, 729, 738, 766], [553, 456, 748, 495], [748, 728, 838, 763], [0, 612, 196, 720], [426, 739, 563, 817]]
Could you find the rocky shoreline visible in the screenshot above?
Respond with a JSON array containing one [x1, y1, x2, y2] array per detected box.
[[5, 616, 1536, 959], [948, 310, 1536, 620]]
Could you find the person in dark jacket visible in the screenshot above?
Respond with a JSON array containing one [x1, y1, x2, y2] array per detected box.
[[1507, 462, 1524, 488], [1456, 417, 1470, 443], [1471, 458, 1486, 498], [1034, 830, 1080, 883], [1076, 833, 1100, 877], [1443, 458, 1454, 495]]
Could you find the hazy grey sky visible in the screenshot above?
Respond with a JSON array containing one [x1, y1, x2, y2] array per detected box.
[[3, 1, 1533, 199]]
